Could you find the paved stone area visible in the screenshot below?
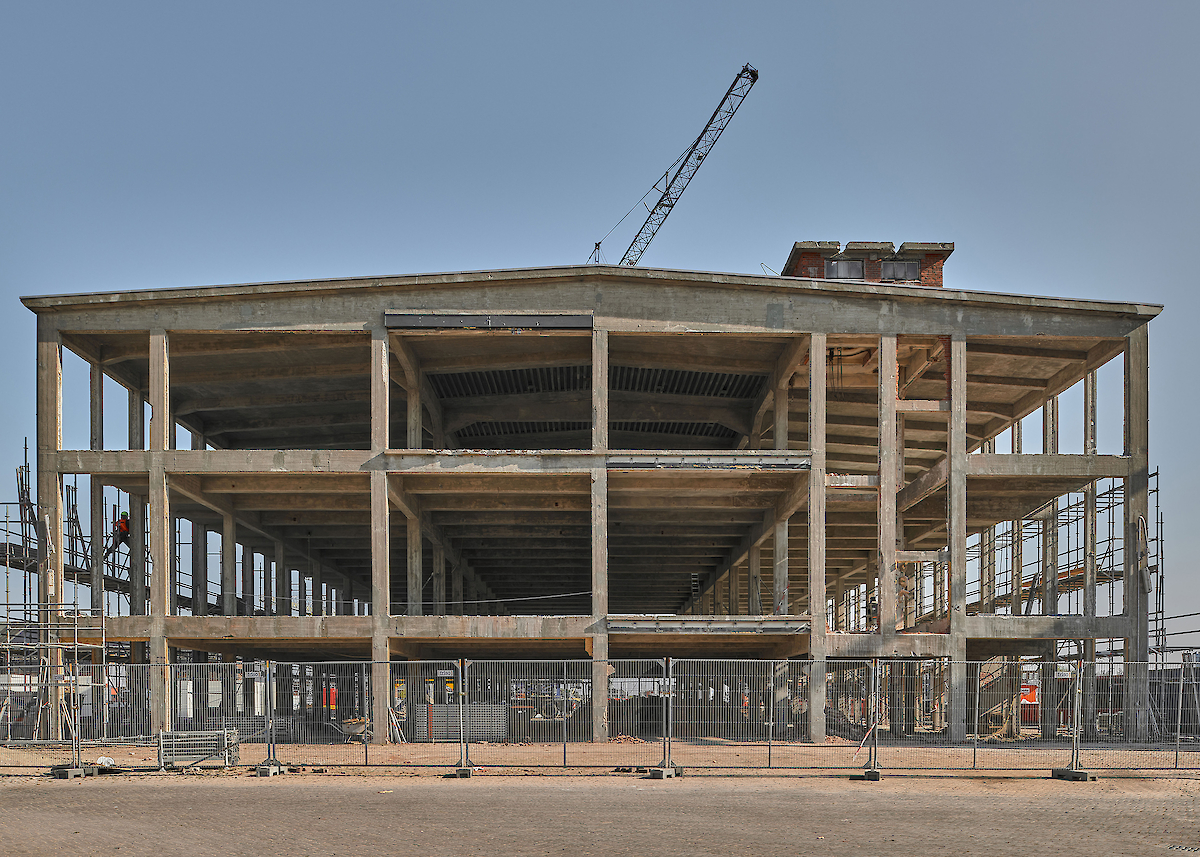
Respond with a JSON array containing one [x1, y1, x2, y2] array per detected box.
[[1, 771, 1197, 856]]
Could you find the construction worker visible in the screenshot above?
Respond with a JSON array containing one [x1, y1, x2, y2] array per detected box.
[[102, 511, 132, 560]]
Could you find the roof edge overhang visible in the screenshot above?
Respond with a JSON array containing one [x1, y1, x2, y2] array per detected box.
[[20, 263, 1163, 323]]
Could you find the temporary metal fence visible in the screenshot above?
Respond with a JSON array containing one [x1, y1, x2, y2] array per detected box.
[[0, 662, 157, 771], [3, 658, 1199, 775]]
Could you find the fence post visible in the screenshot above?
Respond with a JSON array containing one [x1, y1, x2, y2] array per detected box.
[[457, 659, 467, 769], [364, 662, 370, 766], [1176, 659, 1186, 770], [562, 660, 568, 768], [767, 662, 775, 769], [972, 661, 981, 770], [871, 659, 880, 773], [1071, 659, 1083, 771], [464, 659, 473, 768], [264, 660, 277, 768], [664, 657, 673, 770]]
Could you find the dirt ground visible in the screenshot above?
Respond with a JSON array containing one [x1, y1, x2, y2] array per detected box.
[[0, 769, 1197, 857]]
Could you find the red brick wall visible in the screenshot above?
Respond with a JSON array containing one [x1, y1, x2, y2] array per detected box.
[[794, 252, 826, 279], [864, 258, 882, 282], [919, 255, 946, 287]]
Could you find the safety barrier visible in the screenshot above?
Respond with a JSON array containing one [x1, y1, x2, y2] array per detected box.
[[3, 658, 1197, 775]]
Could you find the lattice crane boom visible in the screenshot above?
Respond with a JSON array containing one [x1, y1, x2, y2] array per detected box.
[[619, 63, 758, 266]]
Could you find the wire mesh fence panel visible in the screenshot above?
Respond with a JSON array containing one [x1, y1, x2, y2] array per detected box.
[[968, 660, 1073, 771], [668, 660, 777, 769], [77, 663, 157, 770], [268, 662, 375, 768], [763, 659, 847, 769], [370, 661, 463, 768], [1078, 661, 1200, 771], [819, 660, 878, 766], [0, 663, 76, 769], [602, 659, 668, 769], [463, 661, 595, 768]]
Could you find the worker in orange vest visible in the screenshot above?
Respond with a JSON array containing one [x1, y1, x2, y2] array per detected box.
[[102, 512, 132, 560]]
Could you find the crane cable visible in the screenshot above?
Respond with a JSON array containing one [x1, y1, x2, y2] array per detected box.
[[588, 147, 692, 264]]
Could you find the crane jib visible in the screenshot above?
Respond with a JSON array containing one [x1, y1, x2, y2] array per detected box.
[[619, 64, 758, 267]]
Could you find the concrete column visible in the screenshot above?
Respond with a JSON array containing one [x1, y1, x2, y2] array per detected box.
[[35, 320, 64, 738], [592, 468, 608, 618], [371, 633, 390, 745], [191, 523, 207, 616], [591, 633, 609, 742], [833, 577, 845, 631], [451, 561, 464, 616], [947, 335, 968, 742], [592, 328, 608, 451], [878, 334, 898, 638], [238, 544, 252, 616], [149, 330, 170, 453], [432, 544, 446, 615], [773, 375, 789, 615], [221, 516, 236, 616], [148, 465, 170, 619], [148, 328, 172, 634], [298, 569, 310, 616], [1042, 397, 1059, 615], [371, 327, 390, 452], [89, 361, 105, 615], [748, 543, 763, 615], [371, 487, 391, 618], [980, 436, 996, 613], [404, 359, 422, 450], [312, 560, 324, 616], [728, 561, 740, 616], [1011, 421, 1026, 615], [168, 515, 179, 616], [273, 542, 287, 616], [128, 389, 146, 622], [807, 333, 827, 743], [147, 461, 170, 733], [149, 632, 169, 733], [1123, 324, 1150, 740], [407, 516, 422, 616], [592, 328, 609, 625], [1082, 370, 1098, 736]]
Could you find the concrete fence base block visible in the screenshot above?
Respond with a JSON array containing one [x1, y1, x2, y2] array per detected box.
[[1051, 768, 1097, 782], [256, 763, 285, 778]]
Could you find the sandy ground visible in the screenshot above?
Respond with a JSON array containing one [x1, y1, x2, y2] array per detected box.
[[0, 770, 1197, 857]]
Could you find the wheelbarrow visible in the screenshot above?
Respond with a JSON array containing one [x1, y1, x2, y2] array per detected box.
[[334, 717, 372, 743]]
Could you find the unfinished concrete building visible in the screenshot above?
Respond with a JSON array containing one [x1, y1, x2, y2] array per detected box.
[[21, 239, 1162, 742]]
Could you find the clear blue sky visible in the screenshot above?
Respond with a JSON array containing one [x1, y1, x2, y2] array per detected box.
[[2, 1, 1197, 644]]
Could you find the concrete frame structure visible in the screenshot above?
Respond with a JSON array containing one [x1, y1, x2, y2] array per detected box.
[[23, 253, 1160, 742]]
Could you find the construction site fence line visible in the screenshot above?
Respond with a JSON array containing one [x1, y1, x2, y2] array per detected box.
[[1, 658, 1198, 774]]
